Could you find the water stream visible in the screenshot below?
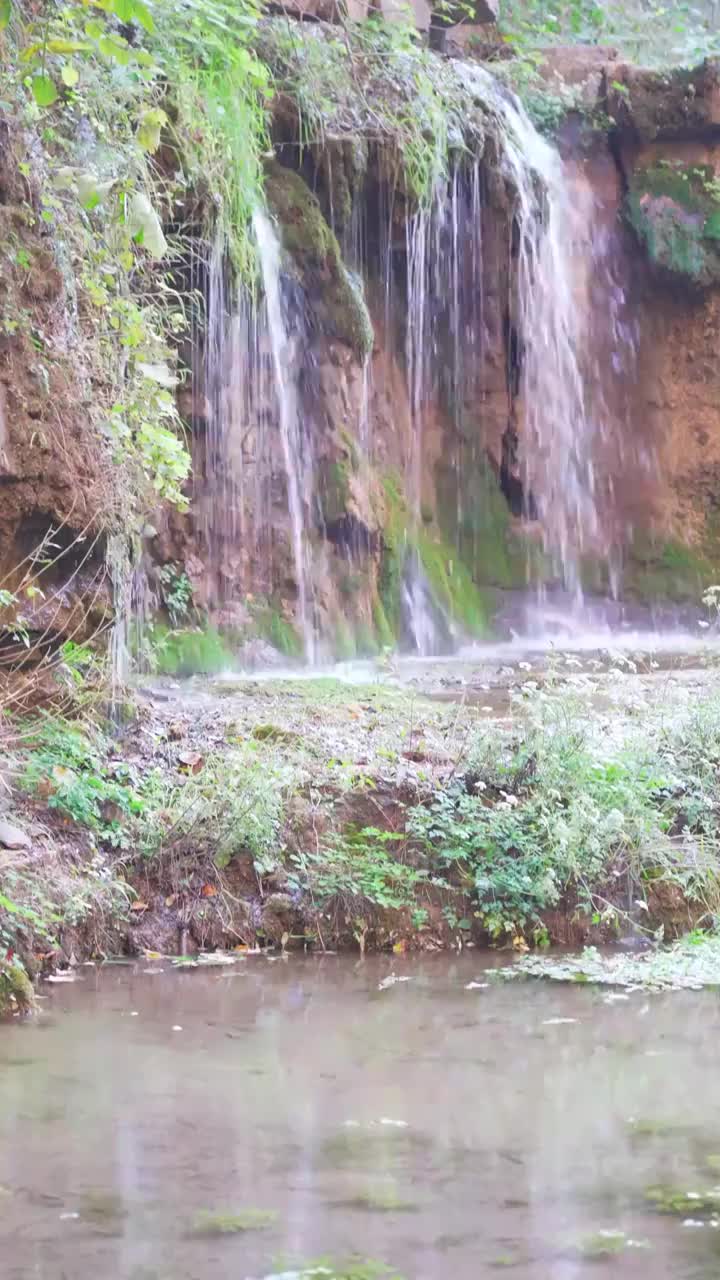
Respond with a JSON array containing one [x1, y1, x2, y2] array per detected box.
[[253, 209, 316, 664], [3, 956, 720, 1279]]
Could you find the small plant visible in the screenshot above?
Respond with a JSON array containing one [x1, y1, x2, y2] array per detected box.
[[157, 563, 194, 627], [20, 715, 144, 842], [289, 828, 424, 923]]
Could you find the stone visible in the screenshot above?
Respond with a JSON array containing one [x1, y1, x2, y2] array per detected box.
[[607, 58, 720, 141], [0, 820, 30, 850]]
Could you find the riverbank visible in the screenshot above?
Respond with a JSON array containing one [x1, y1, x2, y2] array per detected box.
[[2, 641, 720, 1004]]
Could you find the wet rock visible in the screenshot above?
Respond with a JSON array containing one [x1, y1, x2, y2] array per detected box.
[[0, 819, 30, 850], [127, 908, 183, 957], [260, 892, 301, 942], [0, 962, 34, 1014], [607, 58, 720, 141], [235, 638, 286, 669]]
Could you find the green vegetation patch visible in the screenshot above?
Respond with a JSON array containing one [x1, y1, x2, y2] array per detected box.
[[265, 162, 373, 359], [0, 963, 35, 1016], [189, 1207, 278, 1236], [378, 472, 490, 644], [626, 164, 720, 286], [498, 934, 720, 991]]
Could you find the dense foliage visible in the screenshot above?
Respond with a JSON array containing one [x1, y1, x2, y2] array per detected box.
[[499, 0, 720, 66]]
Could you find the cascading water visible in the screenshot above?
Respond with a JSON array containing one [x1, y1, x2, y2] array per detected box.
[[252, 209, 316, 663], [192, 66, 640, 665], [192, 213, 317, 661], [486, 81, 638, 599]]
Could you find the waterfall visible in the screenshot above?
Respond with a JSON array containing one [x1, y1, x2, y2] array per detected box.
[[488, 86, 633, 596], [253, 210, 316, 663], [190, 67, 637, 666]]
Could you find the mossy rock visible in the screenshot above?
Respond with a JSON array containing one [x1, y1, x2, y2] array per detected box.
[[623, 535, 713, 604], [264, 161, 373, 359], [434, 454, 531, 590], [151, 625, 234, 676], [607, 60, 720, 141], [645, 1183, 720, 1216], [0, 963, 34, 1016], [626, 163, 720, 287], [377, 470, 490, 643], [319, 458, 352, 525]]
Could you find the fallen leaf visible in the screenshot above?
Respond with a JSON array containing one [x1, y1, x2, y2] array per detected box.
[[392, 940, 407, 954], [200, 883, 217, 898], [130, 901, 149, 912]]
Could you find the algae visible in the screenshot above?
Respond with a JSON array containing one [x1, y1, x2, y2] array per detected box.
[[265, 162, 373, 359], [0, 963, 34, 1016], [189, 1207, 278, 1235]]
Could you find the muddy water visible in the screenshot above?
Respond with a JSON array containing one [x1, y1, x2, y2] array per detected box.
[[2, 956, 720, 1280]]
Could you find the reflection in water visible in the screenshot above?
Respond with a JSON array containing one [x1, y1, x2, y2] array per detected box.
[[1, 956, 720, 1278]]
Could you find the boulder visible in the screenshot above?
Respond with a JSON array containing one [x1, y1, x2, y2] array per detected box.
[[0, 819, 30, 850], [607, 58, 720, 141]]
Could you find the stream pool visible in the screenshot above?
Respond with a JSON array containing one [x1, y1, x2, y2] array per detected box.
[[2, 955, 720, 1279]]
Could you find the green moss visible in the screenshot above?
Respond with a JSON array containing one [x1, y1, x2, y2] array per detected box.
[[151, 625, 234, 676], [645, 1184, 720, 1216], [372, 596, 395, 650], [623, 536, 713, 603], [378, 471, 490, 640], [416, 530, 489, 637], [189, 1208, 278, 1236], [355, 620, 379, 657], [0, 963, 34, 1015], [264, 161, 373, 359], [333, 616, 357, 661], [434, 455, 532, 590], [626, 163, 720, 285], [267, 610, 303, 658], [319, 458, 351, 525]]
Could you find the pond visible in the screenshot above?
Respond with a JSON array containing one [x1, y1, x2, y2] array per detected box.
[[2, 954, 720, 1279]]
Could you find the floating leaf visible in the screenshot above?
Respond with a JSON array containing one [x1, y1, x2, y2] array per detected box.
[[31, 75, 58, 107]]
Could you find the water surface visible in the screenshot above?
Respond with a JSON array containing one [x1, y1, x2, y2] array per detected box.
[[2, 955, 720, 1278]]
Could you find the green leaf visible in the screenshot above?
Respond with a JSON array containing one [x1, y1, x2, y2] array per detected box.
[[0, 0, 11, 31], [31, 75, 58, 107], [137, 107, 167, 153], [126, 190, 167, 259], [46, 38, 91, 54], [112, 0, 154, 31], [60, 63, 79, 88], [98, 34, 131, 65]]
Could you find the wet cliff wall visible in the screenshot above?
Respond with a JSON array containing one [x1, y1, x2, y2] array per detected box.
[[4, 14, 720, 679]]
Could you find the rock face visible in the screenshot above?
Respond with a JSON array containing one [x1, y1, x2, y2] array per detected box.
[[4, 32, 720, 669]]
